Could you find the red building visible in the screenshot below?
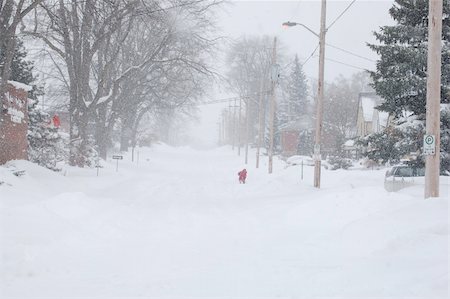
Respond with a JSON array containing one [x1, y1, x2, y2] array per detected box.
[[280, 118, 311, 157], [281, 129, 300, 157], [0, 81, 31, 164]]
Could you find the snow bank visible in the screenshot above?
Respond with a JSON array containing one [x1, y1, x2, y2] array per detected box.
[[1, 145, 448, 297]]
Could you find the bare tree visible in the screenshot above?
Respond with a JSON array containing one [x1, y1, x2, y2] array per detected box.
[[225, 35, 280, 154], [23, 0, 140, 165], [105, 1, 219, 154], [23, 0, 221, 165]]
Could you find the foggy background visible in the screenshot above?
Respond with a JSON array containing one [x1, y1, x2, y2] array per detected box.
[[191, 0, 395, 148]]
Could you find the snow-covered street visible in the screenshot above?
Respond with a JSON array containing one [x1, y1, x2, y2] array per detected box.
[[0, 145, 448, 298]]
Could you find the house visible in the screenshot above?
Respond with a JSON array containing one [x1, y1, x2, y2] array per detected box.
[[0, 81, 31, 164], [356, 92, 390, 137], [280, 118, 311, 157]]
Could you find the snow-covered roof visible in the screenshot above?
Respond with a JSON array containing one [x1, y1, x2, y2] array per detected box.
[[280, 118, 311, 131], [8, 80, 33, 92], [361, 96, 376, 122], [344, 140, 355, 147]]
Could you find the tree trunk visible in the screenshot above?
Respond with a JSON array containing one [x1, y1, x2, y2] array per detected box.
[[95, 105, 109, 159], [120, 127, 130, 152]]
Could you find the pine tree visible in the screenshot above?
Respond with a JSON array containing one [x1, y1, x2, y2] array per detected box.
[[369, 0, 450, 117], [298, 129, 313, 155], [365, 0, 450, 172], [280, 55, 308, 126], [28, 99, 67, 171], [1, 39, 34, 85]]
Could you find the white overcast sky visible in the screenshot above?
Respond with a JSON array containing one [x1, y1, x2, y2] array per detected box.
[[190, 0, 396, 147], [216, 0, 396, 81]]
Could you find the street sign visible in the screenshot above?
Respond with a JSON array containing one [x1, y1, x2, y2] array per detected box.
[[112, 155, 123, 172], [423, 134, 435, 155], [95, 164, 101, 176]]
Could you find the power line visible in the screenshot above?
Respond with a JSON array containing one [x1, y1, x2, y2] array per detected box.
[[302, 43, 320, 66], [325, 42, 376, 62], [199, 90, 271, 106], [289, 0, 303, 23], [322, 56, 368, 71], [327, 0, 357, 31], [200, 96, 241, 105]]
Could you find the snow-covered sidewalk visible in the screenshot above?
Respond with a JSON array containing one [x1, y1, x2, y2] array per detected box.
[[1, 145, 448, 298]]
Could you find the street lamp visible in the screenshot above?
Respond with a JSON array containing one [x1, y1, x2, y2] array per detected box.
[[283, 0, 327, 188], [282, 21, 320, 38]]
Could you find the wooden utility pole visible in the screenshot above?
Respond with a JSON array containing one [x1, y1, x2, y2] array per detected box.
[[222, 111, 226, 145], [217, 121, 222, 145], [268, 37, 277, 174], [238, 97, 242, 155], [232, 99, 237, 150], [313, 0, 327, 188], [256, 80, 265, 169], [245, 99, 250, 164], [224, 109, 231, 144], [425, 0, 443, 198]]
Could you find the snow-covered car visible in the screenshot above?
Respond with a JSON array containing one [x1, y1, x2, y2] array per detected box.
[[384, 165, 425, 192], [286, 155, 315, 166]]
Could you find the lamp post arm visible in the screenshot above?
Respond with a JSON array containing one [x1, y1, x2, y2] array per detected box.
[[291, 22, 321, 38]]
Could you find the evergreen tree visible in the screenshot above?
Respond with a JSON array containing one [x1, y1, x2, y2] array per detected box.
[[365, 0, 450, 171], [357, 121, 422, 165], [298, 129, 314, 155], [369, 0, 450, 117], [1, 39, 34, 84], [28, 99, 67, 171], [279, 55, 308, 126]]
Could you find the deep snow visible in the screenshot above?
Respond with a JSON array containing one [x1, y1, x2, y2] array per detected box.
[[0, 144, 448, 298]]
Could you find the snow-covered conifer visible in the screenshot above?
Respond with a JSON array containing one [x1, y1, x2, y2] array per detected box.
[[27, 99, 67, 171], [279, 55, 308, 127], [365, 0, 450, 171]]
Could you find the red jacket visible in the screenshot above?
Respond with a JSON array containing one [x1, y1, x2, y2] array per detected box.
[[238, 169, 247, 180]]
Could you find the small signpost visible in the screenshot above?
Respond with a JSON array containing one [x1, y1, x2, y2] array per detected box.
[[423, 134, 436, 155], [112, 155, 123, 172], [95, 165, 101, 176], [301, 160, 304, 181]]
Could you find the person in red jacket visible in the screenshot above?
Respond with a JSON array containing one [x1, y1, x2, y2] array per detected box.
[[238, 168, 247, 184]]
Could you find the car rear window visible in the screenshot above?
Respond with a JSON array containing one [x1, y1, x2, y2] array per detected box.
[[396, 167, 413, 177]]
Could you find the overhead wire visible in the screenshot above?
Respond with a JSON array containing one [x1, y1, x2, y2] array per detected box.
[[321, 57, 368, 71], [301, 43, 320, 66], [299, 1, 374, 69], [325, 42, 375, 62], [326, 0, 357, 31], [199, 90, 271, 106]]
